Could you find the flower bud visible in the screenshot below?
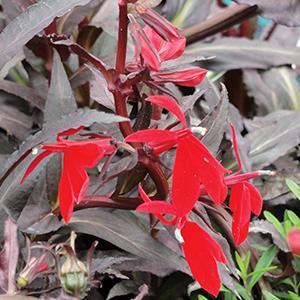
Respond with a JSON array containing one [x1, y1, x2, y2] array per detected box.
[[287, 228, 300, 256], [60, 251, 88, 296], [135, 3, 180, 41]]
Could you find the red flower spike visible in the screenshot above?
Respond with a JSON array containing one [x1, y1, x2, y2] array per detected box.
[[181, 221, 226, 297], [152, 68, 208, 87], [21, 131, 115, 223], [287, 228, 300, 256], [229, 183, 252, 245], [135, 3, 180, 42], [146, 95, 186, 128]]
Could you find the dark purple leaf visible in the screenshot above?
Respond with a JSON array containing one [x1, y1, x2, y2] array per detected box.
[[69, 208, 190, 273], [44, 49, 77, 122], [246, 110, 300, 167], [201, 84, 229, 155], [250, 220, 289, 252], [0, 80, 45, 110], [0, 104, 32, 140], [0, 0, 93, 72], [187, 38, 300, 71]]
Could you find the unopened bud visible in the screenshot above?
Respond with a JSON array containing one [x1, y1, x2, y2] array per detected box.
[[60, 254, 88, 296]]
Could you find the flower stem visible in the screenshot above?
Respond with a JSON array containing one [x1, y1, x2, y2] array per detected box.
[[116, 1, 128, 74]]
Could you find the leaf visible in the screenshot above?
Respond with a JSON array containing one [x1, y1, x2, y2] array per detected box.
[[187, 38, 300, 72], [248, 245, 277, 290], [0, 79, 45, 110], [263, 211, 286, 237], [233, 0, 300, 27], [201, 83, 229, 155], [0, 0, 92, 72], [263, 290, 281, 300], [107, 280, 138, 300], [286, 178, 300, 200], [69, 208, 190, 273], [0, 104, 32, 140], [44, 50, 77, 122], [246, 111, 300, 167], [250, 220, 289, 252], [243, 68, 300, 114], [0, 109, 127, 219], [0, 218, 18, 294], [17, 163, 62, 235]]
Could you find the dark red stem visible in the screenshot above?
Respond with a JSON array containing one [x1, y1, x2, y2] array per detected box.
[[116, 1, 128, 74]]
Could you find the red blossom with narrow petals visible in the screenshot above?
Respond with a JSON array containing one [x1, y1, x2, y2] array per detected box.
[[21, 128, 115, 223]]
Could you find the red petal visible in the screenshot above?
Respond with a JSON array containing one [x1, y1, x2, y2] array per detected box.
[[177, 134, 228, 206], [63, 155, 89, 204], [138, 184, 152, 203], [146, 95, 186, 128], [171, 136, 202, 216], [125, 129, 178, 153], [245, 182, 263, 216], [152, 68, 207, 87], [137, 201, 176, 215], [159, 36, 186, 61], [68, 143, 105, 168], [230, 183, 251, 245], [181, 221, 225, 297], [57, 126, 84, 141], [20, 150, 52, 184], [58, 157, 76, 224], [143, 25, 163, 52]]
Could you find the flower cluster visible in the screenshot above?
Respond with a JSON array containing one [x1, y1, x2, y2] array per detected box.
[[125, 94, 273, 296], [21, 2, 275, 297]]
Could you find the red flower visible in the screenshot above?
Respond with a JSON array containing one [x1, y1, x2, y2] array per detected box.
[[21, 127, 115, 223], [225, 125, 271, 244], [287, 228, 300, 256], [126, 95, 228, 205], [181, 221, 227, 297], [129, 20, 207, 87], [135, 3, 181, 42], [229, 182, 262, 244]]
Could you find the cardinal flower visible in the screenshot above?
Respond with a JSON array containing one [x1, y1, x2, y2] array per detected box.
[[129, 16, 207, 87], [224, 125, 275, 244], [125, 95, 229, 206], [21, 127, 115, 223], [137, 185, 227, 297]]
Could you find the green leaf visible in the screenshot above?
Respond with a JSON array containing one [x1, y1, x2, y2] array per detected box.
[[286, 179, 300, 200], [285, 210, 300, 226], [198, 296, 209, 300], [263, 290, 281, 300], [235, 251, 250, 280], [235, 283, 251, 300], [264, 211, 285, 237], [288, 292, 300, 300], [248, 245, 278, 290]]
